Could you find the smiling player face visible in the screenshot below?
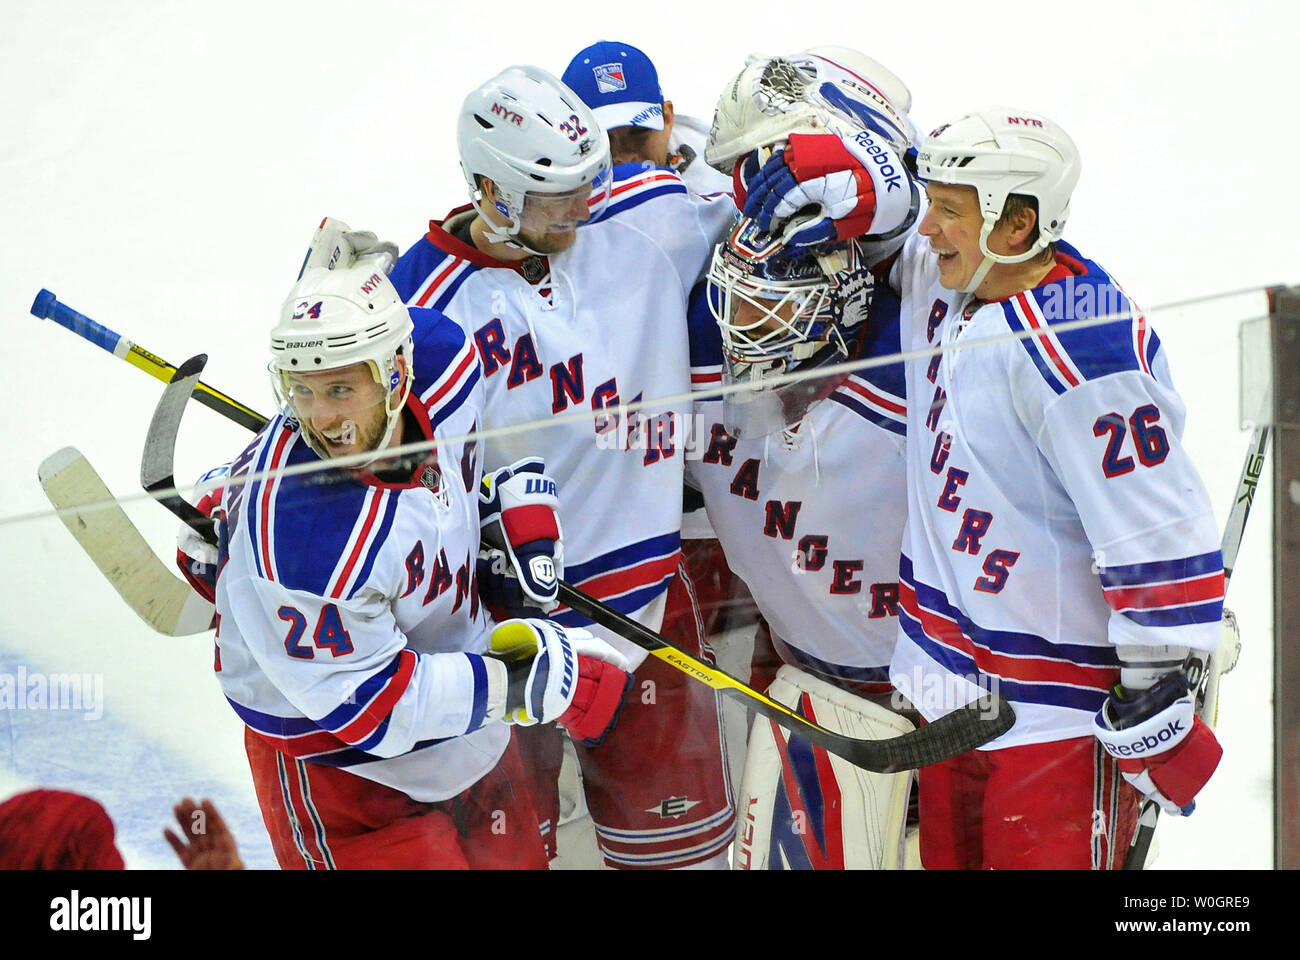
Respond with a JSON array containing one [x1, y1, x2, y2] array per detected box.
[[284, 361, 394, 459]]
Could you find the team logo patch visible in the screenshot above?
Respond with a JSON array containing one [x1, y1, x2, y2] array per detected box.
[[594, 63, 626, 93], [645, 796, 701, 820], [528, 556, 556, 587]]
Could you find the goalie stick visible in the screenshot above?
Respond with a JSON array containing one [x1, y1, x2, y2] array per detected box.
[[1123, 424, 1270, 870], [138, 345, 1015, 774], [37, 446, 215, 636]]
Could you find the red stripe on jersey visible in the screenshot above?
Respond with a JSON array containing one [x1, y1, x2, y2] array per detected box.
[[1103, 571, 1225, 612], [329, 491, 386, 600], [336, 649, 419, 744], [415, 257, 466, 308], [839, 376, 905, 415], [559, 554, 680, 610], [1017, 292, 1081, 388], [253, 726, 349, 759], [1136, 314, 1152, 376], [691, 371, 722, 384], [424, 344, 478, 412], [900, 582, 1114, 690], [597, 171, 681, 206], [258, 429, 294, 581]]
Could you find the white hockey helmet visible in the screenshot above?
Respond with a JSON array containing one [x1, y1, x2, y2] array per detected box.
[[915, 108, 1080, 291], [705, 47, 916, 174], [457, 65, 613, 253], [270, 262, 415, 463], [708, 217, 875, 437]]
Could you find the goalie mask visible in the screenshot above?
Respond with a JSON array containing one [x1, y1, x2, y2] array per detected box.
[[708, 217, 874, 437], [270, 263, 415, 466], [458, 65, 613, 255], [706, 47, 917, 174]]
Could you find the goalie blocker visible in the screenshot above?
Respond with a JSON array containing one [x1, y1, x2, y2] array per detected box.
[[734, 665, 914, 870]]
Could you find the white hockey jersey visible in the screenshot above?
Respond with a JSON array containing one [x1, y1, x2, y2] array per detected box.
[[214, 307, 509, 802], [390, 166, 734, 661], [889, 233, 1224, 748], [687, 282, 908, 681]]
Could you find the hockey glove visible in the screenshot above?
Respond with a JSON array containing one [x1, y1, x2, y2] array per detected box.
[[174, 464, 229, 604], [1093, 671, 1223, 816], [479, 458, 563, 613], [743, 131, 912, 248], [489, 619, 634, 745]]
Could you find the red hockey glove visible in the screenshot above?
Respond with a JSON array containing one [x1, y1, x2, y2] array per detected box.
[[1093, 671, 1223, 815]]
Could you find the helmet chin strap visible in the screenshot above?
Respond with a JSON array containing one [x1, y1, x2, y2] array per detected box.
[[962, 218, 1044, 295]]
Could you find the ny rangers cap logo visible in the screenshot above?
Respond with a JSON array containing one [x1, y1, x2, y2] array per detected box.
[[593, 62, 626, 93]]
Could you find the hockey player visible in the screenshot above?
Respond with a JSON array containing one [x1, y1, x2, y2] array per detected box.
[[742, 108, 1226, 868], [388, 65, 737, 869], [562, 40, 733, 195], [686, 50, 921, 869], [212, 250, 632, 869]]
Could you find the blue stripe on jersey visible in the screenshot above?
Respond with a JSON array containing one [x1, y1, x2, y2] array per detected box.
[[1121, 601, 1224, 628], [353, 715, 390, 753], [1001, 299, 1069, 396], [828, 391, 907, 437], [1096, 550, 1223, 588], [563, 532, 682, 585], [1146, 328, 1162, 377], [345, 492, 402, 601], [599, 183, 688, 221], [901, 556, 1119, 667], [778, 639, 891, 683], [857, 284, 907, 399], [270, 462, 376, 596], [300, 736, 453, 768], [897, 611, 1110, 713], [390, 236, 453, 303], [466, 654, 489, 732], [687, 280, 724, 369], [316, 650, 407, 733], [1017, 241, 1158, 385], [550, 578, 675, 628], [244, 425, 287, 580], [429, 364, 481, 432], [225, 697, 322, 736], [428, 263, 480, 313], [411, 306, 471, 374]]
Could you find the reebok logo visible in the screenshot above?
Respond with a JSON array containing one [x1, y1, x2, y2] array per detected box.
[[852, 130, 903, 192], [1103, 718, 1187, 758]]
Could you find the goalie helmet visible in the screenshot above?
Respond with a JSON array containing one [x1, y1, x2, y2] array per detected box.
[[705, 47, 916, 174], [915, 108, 1080, 291], [270, 261, 415, 464], [708, 217, 874, 437], [457, 65, 613, 253]]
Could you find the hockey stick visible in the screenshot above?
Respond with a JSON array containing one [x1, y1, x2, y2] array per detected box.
[[1122, 425, 1270, 869], [31, 290, 269, 432], [141, 356, 1016, 774], [37, 446, 216, 636]]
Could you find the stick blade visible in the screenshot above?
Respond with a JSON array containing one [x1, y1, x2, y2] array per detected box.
[[40, 446, 215, 636]]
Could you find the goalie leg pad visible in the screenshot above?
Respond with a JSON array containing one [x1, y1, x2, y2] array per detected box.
[[734, 665, 914, 870]]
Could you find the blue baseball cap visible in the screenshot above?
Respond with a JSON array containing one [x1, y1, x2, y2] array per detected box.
[[562, 41, 665, 131]]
